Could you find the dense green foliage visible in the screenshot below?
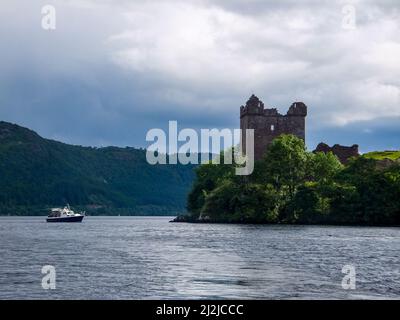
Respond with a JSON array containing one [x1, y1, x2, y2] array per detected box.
[[0, 121, 195, 215], [187, 135, 400, 225]]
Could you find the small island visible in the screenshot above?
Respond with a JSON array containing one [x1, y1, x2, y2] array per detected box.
[[174, 96, 400, 226]]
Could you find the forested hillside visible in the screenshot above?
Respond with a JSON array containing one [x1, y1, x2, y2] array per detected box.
[[0, 121, 195, 215]]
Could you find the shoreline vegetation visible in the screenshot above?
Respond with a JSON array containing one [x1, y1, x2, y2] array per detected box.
[[175, 135, 400, 226]]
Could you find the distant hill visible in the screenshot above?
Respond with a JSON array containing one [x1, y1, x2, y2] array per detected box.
[[0, 121, 196, 216]]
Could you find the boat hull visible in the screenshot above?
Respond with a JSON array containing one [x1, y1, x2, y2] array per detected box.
[[46, 215, 84, 223]]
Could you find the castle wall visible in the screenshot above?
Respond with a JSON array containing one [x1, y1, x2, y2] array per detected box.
[[314, 143, 359, 164]]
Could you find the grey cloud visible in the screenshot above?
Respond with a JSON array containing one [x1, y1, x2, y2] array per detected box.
[[0, 0, 399, 152]]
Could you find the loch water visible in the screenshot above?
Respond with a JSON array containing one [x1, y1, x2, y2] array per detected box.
[[0, 216, 399, 299]]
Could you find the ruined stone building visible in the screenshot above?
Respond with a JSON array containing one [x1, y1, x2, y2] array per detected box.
[[239, 94, 359, 163], [313, 143, 359, 164], [240, 94, 307, 160]]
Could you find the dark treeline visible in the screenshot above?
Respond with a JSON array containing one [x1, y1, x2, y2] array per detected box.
[[186, 135, 400, 226]]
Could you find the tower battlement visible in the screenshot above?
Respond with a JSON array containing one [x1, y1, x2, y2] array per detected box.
[[240, 96, 307, 118], [287, 102, 307, 117]]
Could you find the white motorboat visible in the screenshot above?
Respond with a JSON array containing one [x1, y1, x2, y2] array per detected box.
[[46, 205, 85, 222]]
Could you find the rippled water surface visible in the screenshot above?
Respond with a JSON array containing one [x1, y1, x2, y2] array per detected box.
[[0, 216, 399, 299]]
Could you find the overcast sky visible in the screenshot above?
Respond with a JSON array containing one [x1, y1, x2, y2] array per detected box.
[[0, 0, 399, 152]]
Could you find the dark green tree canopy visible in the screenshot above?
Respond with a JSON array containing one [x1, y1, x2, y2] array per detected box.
[[187, 134, 400, 226]]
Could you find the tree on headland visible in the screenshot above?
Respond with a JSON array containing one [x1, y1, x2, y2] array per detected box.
[[256, 134, 308, 200], [187, 151, 235, 218]]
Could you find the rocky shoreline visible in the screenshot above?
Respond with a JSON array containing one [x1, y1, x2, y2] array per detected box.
[[169, 215, 400, 227]]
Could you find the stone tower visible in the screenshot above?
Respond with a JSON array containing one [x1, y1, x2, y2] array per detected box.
[[240, 95, 307, 160]]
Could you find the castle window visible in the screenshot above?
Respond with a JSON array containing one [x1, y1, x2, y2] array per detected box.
[[270, 124, 275, 132]]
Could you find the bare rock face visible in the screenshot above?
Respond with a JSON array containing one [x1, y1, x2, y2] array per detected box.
[[314, 143, 359, 164]]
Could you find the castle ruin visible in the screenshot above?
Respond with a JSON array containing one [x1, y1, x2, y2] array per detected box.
[[240, 95, 307, 160], [240, 95, 359, 163], [314, 143, 359, 164]]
